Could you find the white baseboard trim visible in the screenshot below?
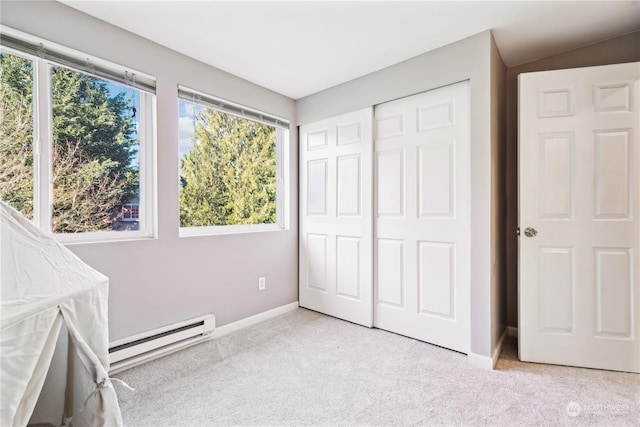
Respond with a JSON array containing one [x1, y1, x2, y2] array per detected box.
[[467, 327, 509, 371], [211, 301, 299, 339], [109, 301, 299, 375], [467, 352, 494, 370], [507, 326, 518, 338]]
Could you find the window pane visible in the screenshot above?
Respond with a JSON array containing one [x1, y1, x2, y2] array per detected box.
[[51, 66, 141, 233], [0, 53, 34, 219], [179, 100, 277, 227]]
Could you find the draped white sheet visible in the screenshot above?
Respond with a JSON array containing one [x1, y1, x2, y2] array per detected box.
[[0, 201, 124, 426]]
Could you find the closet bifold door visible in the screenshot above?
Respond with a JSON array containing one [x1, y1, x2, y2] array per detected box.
[[299, 108, 374, 327]]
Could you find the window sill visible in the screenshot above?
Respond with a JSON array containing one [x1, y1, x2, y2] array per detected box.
[[179, 224, 286, 238], [56, 232, 156, 246]]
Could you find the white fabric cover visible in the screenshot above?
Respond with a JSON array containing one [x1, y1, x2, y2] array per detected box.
[[0, 201, 124, 426]]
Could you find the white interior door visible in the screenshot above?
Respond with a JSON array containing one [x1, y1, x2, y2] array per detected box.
[[299, 108, 373, 326], [519, 62, 640, 372], [373, 81, 471, 353]]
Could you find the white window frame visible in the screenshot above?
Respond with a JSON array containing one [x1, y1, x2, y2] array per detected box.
[[178, 87, 289, 237], [1, 29, 156, 244], [53, 90, 156, 244]]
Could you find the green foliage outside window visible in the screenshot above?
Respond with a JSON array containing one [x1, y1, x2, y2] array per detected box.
[[0, 52, 140, 233], [50, 66, 139, 233], [2, 51, 278, 233], [0, 53, 34, 219], [179, 105, 277, 228]]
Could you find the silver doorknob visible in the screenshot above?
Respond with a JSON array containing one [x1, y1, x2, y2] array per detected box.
[[524, 227, 538, 237]]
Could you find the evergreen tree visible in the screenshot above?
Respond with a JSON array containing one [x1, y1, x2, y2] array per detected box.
[[52, 67, 136, 180], [0, 53, 139, 232], [0, 54, 34, 219], [180, 109, 276, 227], [51, 140, 127, 233], [51, 66, 139, 232], [0, 53, 32, 102]]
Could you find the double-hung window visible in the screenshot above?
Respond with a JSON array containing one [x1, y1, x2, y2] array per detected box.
[[0, 29, 156, 242], [178, 86, 289, 235]]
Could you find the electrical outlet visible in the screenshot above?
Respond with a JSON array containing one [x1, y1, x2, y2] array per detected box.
[[258, 276, 266, 291]]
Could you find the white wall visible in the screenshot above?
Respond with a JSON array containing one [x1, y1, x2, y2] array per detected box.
[[298, 30, 504, 359], [0, 1, 299, 341]]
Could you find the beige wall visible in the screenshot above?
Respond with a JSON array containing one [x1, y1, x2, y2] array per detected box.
[[505, 31, 640, 328], [490, 34, 507, 355], [1, 1, 299, 341]]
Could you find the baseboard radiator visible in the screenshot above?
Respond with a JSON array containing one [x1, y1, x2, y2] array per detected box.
[[109, 314, 215, 374]]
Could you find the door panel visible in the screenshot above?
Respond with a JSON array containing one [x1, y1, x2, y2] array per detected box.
[[376, 150, 405, 216], [538, 132, 573, 219], [374, 81, 471, 353], [595, 248, 632, 337], [519, 62, 640, 372], [336, 236, 361, 299], [299, 108, 373, 326], [377, 239, 405, 308], [538, 247, 573, 333], [593, 130, 631, 218], [418, 242, 455, 318]]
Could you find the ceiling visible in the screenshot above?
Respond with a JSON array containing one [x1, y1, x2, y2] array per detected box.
[[60, 1, 640, 100]]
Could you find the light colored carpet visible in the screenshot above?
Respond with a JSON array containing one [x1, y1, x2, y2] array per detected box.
[[113, 308, 639, 426]]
